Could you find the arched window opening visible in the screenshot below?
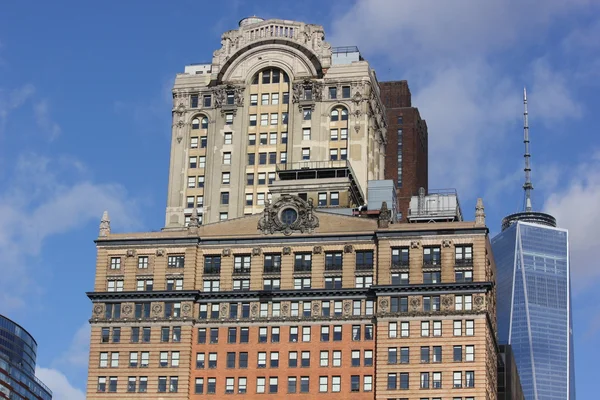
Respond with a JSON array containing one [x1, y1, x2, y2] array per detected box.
[[330, 106, 348, 122], [252, 68, 290, 85]]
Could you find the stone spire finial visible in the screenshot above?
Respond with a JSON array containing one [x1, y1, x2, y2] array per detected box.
[[378, 201, 392, 228], [188, 207, 199, 232], [99, 211, 111, 237], [475, 198, 485, 226]]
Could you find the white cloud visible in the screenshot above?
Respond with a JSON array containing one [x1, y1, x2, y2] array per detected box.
[[54, 323, 90, 368], [34, 100, 61, 140], [328, 0, 588, 200], [329, 0, 594, 63], [0, 84, 35, 131], [0, 154, 140, 313], [544, 151, 600, 291], [35, 367, 85, 400]]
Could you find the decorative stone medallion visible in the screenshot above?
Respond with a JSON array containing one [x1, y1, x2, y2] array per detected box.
[[258, 194, 319, 236], [93, 304, 104, 317]]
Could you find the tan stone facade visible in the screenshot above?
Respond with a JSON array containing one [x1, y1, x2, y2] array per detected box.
[[87, 203, 498, 399], [87, 17, 498, 400], [165, 18, 387, 228]]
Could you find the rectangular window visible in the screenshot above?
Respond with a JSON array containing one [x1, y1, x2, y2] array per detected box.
[[250, 94, 258, 106], [280, 151, 287, 163], [318, 192, 327, 206], [294, 253, 312, 272], [333, 325, 342, 341], [454, 372, 462, 388], [421, 321, 430, 337], [225, 113, 233, 125], [387, 373, 397, 390], [303, 108, 312, 120], [330, 129, 338, 141], [191, 94, 198, 108], [302, 128, 311, 140], [340, 128, 348, 140], [388, 348, 397, 364], [388, 322, 398, 338], [270, 113, 278, 125], [200, 137, 207, 148], [207, 378, 216, 394], [224, 133, 232, 144], [466, 371, 475, 387], [342, 86, 351, 98], [190, 136, 198, 148], [109, 257, 121, 269], [466, 345, 474, 361], [454, 320, 462, 336], [331, 350, 342, 367], [168, 255, 185, 268], [433, 346, 442, 362], [466, 320, 474, 335], [203, 95, 211, 107], [329, 149, 338, 161], [261, 93, 269, 105], [300, 376, 310, 393], [455, 245, 473, 265], [401, 321, 410, 337], [421, 372, 430, 389], [282, 112, 288, 124], [400, 347, 410, 363], [260, 113, 268, 126], [329, 86, 337, 99], [271, 93, 279, 104], [421, 346, 430, 363], [423, 246, 441, 266], [400, 372, 409, 389], [455, 294, 473, 311], [302, 148, 310, 160], [197, 176, 205, 187], [140, 352, 149, 367], [356, 250, 373, 270]]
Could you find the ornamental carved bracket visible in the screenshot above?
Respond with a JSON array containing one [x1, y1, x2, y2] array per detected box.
[[410, 241, 421, 249], [292, 80, 323, 103], [258, 194, 319, 236], [213, 84, 244, 108], [442, 239, 452, 248], [313, 246, 323, 254]]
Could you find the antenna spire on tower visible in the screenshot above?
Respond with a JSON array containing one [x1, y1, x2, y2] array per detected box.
[[523, 87, 533, 212]]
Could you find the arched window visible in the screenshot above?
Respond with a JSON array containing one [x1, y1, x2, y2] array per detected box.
[[330, 106, 348, 122], [252, 68, 290, 85], [331, 109, 339, 122], [191, 116, 209, 130]]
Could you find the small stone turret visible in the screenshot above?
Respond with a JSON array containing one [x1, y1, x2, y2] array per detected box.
[[99, 211, 111, 237], [475, 198, 485, 226]]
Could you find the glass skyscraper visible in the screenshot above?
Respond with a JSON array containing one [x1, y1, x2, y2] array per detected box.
[[492, 212, 575, 400], [0, 314, 53, 399]]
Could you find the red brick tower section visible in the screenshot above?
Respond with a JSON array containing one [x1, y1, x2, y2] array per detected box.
[[380, 81, 428, 222]]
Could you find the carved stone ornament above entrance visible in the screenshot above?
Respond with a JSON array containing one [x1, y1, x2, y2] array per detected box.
[[257, 194, 319, 236]]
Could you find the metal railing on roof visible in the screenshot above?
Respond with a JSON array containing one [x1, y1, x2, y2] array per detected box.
[[332, 46, 360, 54]]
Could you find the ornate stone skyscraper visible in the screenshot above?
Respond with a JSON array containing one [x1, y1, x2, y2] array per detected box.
[[165, 17, 387, 227], [86, 17, 499, 400]]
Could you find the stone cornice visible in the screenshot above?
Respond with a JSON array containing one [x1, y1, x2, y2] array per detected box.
[[87, 290, 198, 302], [371, 282, 494, 295], [87, 283, 493, 303]]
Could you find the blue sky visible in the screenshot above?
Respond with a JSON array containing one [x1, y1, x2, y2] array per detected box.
[[0, 0, 599, 398]]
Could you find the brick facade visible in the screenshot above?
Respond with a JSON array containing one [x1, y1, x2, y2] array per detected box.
[[380, 81, 429, 221]]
